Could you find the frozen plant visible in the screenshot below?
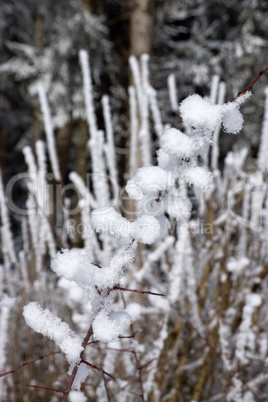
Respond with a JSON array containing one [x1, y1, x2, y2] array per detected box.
[[21, 53, 251, 400], [1, 50, 267, 401]]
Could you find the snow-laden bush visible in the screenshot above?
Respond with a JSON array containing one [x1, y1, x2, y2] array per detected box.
[[1, 51, 268, 401]]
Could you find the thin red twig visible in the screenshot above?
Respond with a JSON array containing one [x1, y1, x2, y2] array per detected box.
[[25, 384, 64, 394], [91, 262, 102, 269], [82, 359, 116, 381], [113, 286, 165, 297], [0, 351, 60, 378], [234, 66, 268, 100], [95, 285, 101, 294], [62, 325, 94, 401], [138, 358, 157, 371]]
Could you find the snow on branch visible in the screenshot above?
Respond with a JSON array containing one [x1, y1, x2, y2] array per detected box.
[[23, 302, 83, 364], [37, 84, 62, 182]]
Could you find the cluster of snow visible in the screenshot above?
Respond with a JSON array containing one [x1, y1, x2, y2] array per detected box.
[[69, 390, 88, 402], [180, 92, 251, 135], [23, 302, 83, 364], [51, 246, 135, 291], [92, 311, 131, 343], [92, 206, 163, 244]]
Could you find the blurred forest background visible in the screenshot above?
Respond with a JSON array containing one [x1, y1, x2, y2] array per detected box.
[[1, 0, 268, 187]]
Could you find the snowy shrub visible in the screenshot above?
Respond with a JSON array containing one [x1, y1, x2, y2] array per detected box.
[[1, 51, 268, 402]]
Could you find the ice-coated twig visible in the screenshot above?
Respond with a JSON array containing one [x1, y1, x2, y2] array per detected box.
[[211, 81, 226, 171], [258, 87, 268, 173], [79, 49, 109, 207], [0, 170, 17, 268], [102, 95, 118, 197], [0, 296, 15, 398], [129, 85, 138, 176], [129, 55, 151, 166], [209, 74, 220, 104], [167, 73, 179, 112], [37, 84, 62, 182]]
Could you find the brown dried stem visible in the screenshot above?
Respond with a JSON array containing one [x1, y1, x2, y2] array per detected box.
[[62, 325, 94, 401], [25, 384, 64, 394], [0, 351, 60, 378], [82, 359, 116, 381], [113, 286, 165, 297], [234, 66, 268, 101]]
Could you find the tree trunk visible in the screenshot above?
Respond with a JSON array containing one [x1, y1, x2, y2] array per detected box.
[[130, 0, 153, 57]]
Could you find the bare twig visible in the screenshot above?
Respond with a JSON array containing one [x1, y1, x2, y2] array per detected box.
[[0, 351, 60, 378], [113, 286, 165, 297], [82, 359, 116, 381], [234, 66, 268, 100], [138, 358, 157, 371], [62, 325, 94, 402], [25, 384, 64, 394]]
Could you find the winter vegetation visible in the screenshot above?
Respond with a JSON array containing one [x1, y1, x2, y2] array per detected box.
[[0, 1, 268, 402]]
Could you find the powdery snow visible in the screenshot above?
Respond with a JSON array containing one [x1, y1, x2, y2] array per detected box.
[[23, 302, 83, 364], [51, 247, 135, 290], [126, 166, 171, 200], [92, 311, 131, 342]]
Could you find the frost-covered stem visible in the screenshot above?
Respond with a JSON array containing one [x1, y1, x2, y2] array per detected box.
[[0, 170, 17, 268], [169, 226, 186, 306], [129, 86, 138, 176], [185, 243, 205, 336], [21, 216, 30, 259], [37, 84, 61, 182], [148, 85, 163, 138], [143, 315, 168, 399], [258, 87, 268, 173], [209, 75, 220, 104], [69, 171, 97, 209], [79, 49, 98, 136], [167, 73, 179, 112], [237, 183, 250, 258], [18, 251, 30, 294], [69, 171, 98, 259], [102, 95, 118, 196], [129, 55, 151, 166], [0, 296, 15, 398], [36, 140, 57, 259], [211, 82, 226, 171], [219, 320, 232, 372], [79, 50, 109, 206]]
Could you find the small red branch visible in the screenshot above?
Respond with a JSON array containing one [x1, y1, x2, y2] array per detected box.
[[95, 285, 101, 294], [62, 325, 94, 401], [138, 358, 157, 371], [82, 359, 116, 381], [234, 66, 268, 100], [155, 191, 163, 202], [91, 262, 102, 269], [0, 351, 60, 378], [113, 286, 165, 297], [25, 384, 64, 394]]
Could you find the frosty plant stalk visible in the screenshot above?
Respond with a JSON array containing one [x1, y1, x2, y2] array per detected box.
[[21, 51, 255, 400]]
